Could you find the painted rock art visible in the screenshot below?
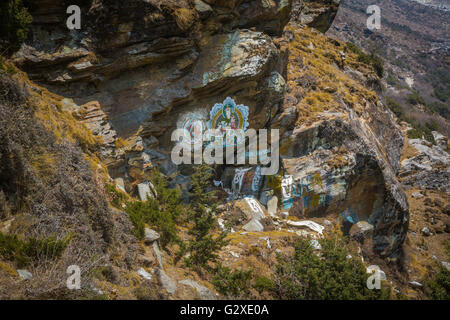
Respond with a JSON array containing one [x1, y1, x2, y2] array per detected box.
[[207, 97, 249, 148], [281, 173, 341, 212]]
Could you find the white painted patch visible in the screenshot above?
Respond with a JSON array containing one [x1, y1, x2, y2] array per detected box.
[[405, 76, 414, 88]]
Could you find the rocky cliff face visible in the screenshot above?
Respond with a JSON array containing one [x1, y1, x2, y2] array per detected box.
[[10, 0, 409, 258], [1, 0, 435, 299], [274, 23, 408, 257], [14, 0, 291, 135], [13, 0, 293, 174]]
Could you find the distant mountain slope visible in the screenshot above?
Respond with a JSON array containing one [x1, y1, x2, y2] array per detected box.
[[409, 0, 450, 12], [327, 0, 449, 137]]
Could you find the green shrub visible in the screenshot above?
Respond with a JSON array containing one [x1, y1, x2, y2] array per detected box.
[[407, 128, 423, 140], [0, 0, 33, 54], [346, 42, 384, 77], [370, 55, 384, 78], [386, 96, 404, 119], [407, 121, 438, 144], [426, 101, 449, 119], [106, 184, 127, 209], [125, 170, 183, 246], [426, 67, 450, 103], [273, 236, 391, 300], [0, 233, 71, 267], [426, 243, 450, 300], [254, 276, 276, 294], [212, 264, 253, 297], [407, 92, 426, 106], [427, 266, 450, 300], [346, 42, 362, 55]]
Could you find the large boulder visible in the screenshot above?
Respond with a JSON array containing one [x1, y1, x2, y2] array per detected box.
[[242, 219, 265, 232], [144, 228, 160, 244], [179, 279, 216, 300], [231, 197, 274, 232], [234, 197, 268, 221], [280, 118, 409, 257], [137, 181, 157, 201], [350, 221, 375, 243]]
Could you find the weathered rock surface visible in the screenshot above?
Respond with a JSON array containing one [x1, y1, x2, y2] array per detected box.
[[137, 268, 152, 280], [5, 0, 446, 301], [15, 1, 290, 135], [291, 0, 341, 32], [350, 221, 374, 243], [13, 1, 296, 188], [156, 268, 177, 295], [137, 181, 157, 201], [144, 228, 160, 244], [233, 197, 274, 232], [432, 131, 448, 150], [179, 279, 216, 300], [11, 0, 411, 261], [285, 220, 325, 235], [367, 265, 387, 281], [220, 166, 265, 199], [17, 270, 32, 281], [272, 21, 409, 257], [399, 137, 450, 193], [267, 196, 278, 216]]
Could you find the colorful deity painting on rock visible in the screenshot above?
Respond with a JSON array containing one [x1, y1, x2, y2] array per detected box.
[[177, 97, 250, 149]]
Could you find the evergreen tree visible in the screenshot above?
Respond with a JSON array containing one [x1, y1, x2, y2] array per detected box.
[[0, 0, 32, 54], [184, 165, 229, 270], [125, 169, 183, 247], [273, 233, 391, 300]]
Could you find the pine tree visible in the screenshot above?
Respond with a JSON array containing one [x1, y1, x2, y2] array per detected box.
[[0, 0, 32, 54], [184, 164, 229, 270]]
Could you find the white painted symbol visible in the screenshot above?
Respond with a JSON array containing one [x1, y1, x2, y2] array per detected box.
[[245, 197, 265, 220], [281, 175, 294, 200], [251, 166, 262, 192], [232, 167, 251, 196]]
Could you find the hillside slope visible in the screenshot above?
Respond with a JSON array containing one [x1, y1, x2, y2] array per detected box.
[[0, 0, 448, 300]]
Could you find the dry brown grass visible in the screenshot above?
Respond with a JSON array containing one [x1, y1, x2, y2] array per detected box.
[[400, 187, 450, 298], [147, 0, 197, 31], [400, 136, 419, 161], [173, 7, 197, 31], [0, 261, 17, 277], [285, 26, 378, 126], [7, 66, 105, 184], [30, 152, 57, 179]]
